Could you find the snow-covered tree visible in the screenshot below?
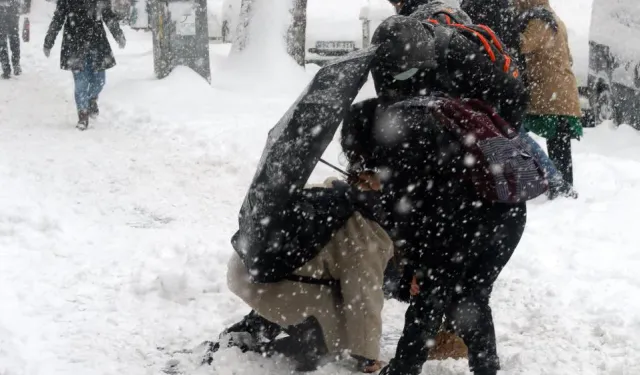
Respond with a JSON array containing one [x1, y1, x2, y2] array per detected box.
[[232, 0, 308, 66]]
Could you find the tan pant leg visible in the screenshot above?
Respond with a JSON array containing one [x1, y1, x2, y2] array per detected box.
[[227, 253, 347, 353]]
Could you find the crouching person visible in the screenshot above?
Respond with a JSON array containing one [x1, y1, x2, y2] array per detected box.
[[216, 176, 393, 373]]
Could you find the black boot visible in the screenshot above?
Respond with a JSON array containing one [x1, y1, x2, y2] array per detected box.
[[77, 110, 89, 130], [13, 65, 21, 76], [202, 311, 283, 365], [222, 310, 283, 341], [474, 369, 498, 375], [548, 181, 578, 200], [89, 98, 99, 118], [1, 71, 9, 79], [279, 317, 329, 372]]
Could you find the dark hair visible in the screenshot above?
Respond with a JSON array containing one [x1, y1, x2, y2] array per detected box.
[[340, 98, 380, 175]]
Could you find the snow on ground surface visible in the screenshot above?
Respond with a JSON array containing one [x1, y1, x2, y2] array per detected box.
[[1, 4, 640, 375]]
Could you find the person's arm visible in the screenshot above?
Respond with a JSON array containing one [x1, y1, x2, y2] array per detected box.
[[520, 19, 556, 55], [44, 0, 67, 51], [101, 1, 126, 47]]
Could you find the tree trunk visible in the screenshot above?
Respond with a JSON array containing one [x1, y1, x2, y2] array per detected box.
[[286, 0, 307, 66], [233, 0, 254, 52]]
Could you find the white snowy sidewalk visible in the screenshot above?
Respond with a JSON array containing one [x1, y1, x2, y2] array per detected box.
[[1, 17, 640, 375]]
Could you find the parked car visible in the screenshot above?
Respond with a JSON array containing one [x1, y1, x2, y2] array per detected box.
[[587, 0, 640, 128]]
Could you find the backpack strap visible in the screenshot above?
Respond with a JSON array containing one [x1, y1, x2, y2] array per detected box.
[[431, 10, 460, 25]]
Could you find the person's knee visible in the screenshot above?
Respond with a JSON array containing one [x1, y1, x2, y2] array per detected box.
[[226, 254, 255, 301]]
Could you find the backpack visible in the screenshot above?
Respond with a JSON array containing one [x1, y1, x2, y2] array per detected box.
[[427, 96, 548, 203], [423, 10, 521, 84]]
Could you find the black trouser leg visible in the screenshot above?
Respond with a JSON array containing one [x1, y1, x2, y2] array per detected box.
[[547, 120, 574, 185], [8, 14, 20, 69], [0, 20, 10, 75], [448, 204, 526, 374], [387, 204, 526, 375]]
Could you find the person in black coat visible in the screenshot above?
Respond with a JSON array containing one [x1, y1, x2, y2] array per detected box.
[[44, 0, 126, 130], [0, 0, 21, 79], [340, 13, 529, 375]]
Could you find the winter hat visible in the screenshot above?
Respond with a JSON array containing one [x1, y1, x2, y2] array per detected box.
[[371, 15, 437, 99]]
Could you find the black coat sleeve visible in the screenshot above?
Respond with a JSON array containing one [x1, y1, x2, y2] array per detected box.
[[101, 2, 125, 44], [233, 181, 383, 283], [44, 0, 67, 50]]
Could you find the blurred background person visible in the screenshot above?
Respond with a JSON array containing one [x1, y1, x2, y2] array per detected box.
[[0, 0, 21, 79], [515, 0, 582, 198], [44, 0, 126, 130]]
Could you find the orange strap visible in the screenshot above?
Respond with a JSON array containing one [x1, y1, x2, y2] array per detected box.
[[450, 24, 497, 62], [476, 24, 504, 53]]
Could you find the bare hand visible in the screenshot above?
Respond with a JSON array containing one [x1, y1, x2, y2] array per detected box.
[[356, 171, 381, 191]]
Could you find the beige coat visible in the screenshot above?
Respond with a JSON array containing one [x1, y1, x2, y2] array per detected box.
[[516, 0, 582, 117], [228, 212, 394, 360]]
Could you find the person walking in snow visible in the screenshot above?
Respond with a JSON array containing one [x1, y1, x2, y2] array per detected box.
[[515, 0, 582, 197], [43, 0, 126, 130], [0, 0, 21, 79], [211, 175, 393, 373]]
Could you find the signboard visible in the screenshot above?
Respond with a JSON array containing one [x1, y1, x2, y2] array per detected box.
[[168, 2, 197, 36]]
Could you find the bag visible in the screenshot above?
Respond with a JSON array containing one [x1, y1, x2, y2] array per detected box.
[[426, 10, 520, 80], [22, 17, 29, 43], [429, 96, 548, 203]]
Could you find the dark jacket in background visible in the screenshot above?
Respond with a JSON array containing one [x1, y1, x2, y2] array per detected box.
[[44, 0, 125, 71], [0, 0, 21, 73], [460, 0, 520, 55], [399, 0, 472, 24]]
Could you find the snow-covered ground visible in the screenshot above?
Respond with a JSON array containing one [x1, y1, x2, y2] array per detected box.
[[1, 1, 640, 375]]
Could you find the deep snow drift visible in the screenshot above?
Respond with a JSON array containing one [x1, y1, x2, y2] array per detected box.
[[1, 2, 639, 375]]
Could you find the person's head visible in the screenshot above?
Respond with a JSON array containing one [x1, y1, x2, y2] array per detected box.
[[370, 16, 437, 101], [388, 0, 405, 13]]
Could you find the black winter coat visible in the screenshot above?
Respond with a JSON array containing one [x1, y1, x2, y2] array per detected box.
[[343, 97, 527, 375], [44, 0, 125, 71]]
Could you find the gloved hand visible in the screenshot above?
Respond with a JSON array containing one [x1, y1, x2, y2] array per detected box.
[[43, 47, 51, 58], [117, 36, 126, 49]]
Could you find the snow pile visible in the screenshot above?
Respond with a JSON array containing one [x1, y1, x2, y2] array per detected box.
[[211, 0, 309, 94]]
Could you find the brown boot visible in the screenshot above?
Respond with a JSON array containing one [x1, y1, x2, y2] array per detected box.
[[427, 330, 468, 361], [77, 110, 89, 131]]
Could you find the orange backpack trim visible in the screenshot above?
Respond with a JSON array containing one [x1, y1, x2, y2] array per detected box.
[[426, 13, 519, 75]]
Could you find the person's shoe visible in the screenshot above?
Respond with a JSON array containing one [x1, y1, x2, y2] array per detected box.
[[77, 110, 89, 131], [1, 71, 10, 79], [89, 98, 99, 118], [222, 310, 283, 341], [13, 65, 21, 76], [549, 181, 578, 200], [474, 370, 498, 375]]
